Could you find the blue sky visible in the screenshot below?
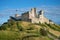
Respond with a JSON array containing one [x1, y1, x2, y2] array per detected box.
[[0, 0, 60, 24]]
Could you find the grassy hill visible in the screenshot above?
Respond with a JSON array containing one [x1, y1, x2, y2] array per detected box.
[[0, 20, 60, 40]]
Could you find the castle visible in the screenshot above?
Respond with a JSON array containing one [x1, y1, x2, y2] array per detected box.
[[9, 8, 54, 24]]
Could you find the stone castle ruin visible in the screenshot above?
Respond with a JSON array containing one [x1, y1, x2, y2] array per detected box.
[[10, 8, 54, 24]]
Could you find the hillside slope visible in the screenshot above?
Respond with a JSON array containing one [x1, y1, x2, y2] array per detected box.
[[0, 20, 60, 40]]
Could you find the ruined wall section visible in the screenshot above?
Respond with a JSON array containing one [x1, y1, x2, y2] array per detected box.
[[21, 12, 29, 21]]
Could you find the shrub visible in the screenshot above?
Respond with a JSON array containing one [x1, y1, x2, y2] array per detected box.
[[1, 24, 8, 30], [58, 36, 60, 40], [40, 28, 47, 36], [17, 22, 24, 31], [27, 26, 34, 30]]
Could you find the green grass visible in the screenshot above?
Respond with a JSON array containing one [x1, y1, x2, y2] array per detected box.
[[47, 31, 58, 38], [53, 24, 60, 29], [0, 30, 53, 40], [0, 31, 22, 40], [45, 24, 60, 32], [0, 21, 60, 40]]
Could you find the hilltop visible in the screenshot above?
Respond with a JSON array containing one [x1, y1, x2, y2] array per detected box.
[[0, 20, 60, 40]]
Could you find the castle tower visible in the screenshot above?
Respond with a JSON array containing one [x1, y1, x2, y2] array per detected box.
[[30, 8, 36, 17], [39, 10, 44, 23]]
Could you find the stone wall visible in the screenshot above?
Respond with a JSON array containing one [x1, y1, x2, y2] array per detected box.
[[11, 8, 53, 24], [21, 12, 29, 21]]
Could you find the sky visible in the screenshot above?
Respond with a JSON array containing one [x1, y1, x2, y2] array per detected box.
[[0, 0, 60, 24]]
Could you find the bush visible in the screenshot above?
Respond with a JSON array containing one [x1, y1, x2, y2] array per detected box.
[[1, 24, 8, 30], [27, 26, 34, 30], [58, 36, 60, 40], [40, 28, 47, 36], [17, 22, 24, 31]]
